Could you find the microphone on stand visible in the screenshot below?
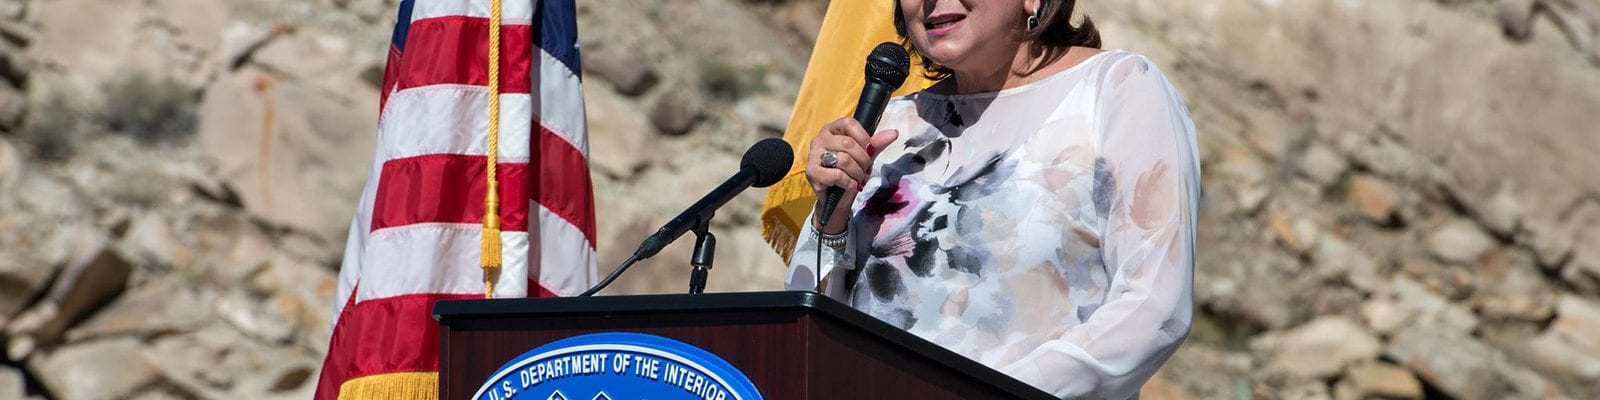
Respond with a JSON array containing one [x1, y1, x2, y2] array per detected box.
[[579, 138, 794, 296], [816, 42, 911, 227]]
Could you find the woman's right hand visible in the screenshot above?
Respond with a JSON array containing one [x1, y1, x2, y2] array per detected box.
[[805, 117, 899, 235]]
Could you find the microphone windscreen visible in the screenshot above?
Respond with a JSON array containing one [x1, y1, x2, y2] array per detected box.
[[743, 138, 795, 188], [865, 42, 911, 88]]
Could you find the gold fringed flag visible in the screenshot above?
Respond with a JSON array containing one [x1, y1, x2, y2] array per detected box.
[[315, 0, 599, 398], [760, 1, 934, 261]]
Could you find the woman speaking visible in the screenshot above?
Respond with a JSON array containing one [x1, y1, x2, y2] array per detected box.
[[785, 0, 1200, 398]]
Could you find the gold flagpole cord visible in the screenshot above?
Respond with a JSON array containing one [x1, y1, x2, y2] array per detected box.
[[480, 0, 505, 299]]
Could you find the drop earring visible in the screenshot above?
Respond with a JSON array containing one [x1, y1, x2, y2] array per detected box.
[[1027, 0, 1049, 32]]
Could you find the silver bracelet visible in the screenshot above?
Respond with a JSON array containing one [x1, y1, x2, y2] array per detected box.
[[812, 227, 847, 250]]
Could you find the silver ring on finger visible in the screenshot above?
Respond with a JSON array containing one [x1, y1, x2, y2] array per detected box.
[[820, 151, 839, 168]]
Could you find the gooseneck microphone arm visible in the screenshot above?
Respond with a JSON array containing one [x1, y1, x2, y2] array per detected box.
[[579, 138, 793, 296], [578, 167, 757, 297], [632, 167, 757, 262]]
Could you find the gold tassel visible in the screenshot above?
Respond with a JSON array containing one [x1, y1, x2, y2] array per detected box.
[[479, 0, 505, 299]]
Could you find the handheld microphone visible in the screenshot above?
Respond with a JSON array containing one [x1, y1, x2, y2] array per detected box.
[[817, 43, 911, 227]]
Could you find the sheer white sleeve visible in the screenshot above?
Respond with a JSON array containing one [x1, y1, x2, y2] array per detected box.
[[785, 210, 855, 301], [997, 55, 1200, 399]]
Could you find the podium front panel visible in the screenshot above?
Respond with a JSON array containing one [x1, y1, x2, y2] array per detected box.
[[435, 291, 1055, 400]]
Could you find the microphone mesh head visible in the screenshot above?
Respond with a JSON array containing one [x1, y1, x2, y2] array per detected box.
[[742, 138, 795, 188], [865, 42, 911, 88]]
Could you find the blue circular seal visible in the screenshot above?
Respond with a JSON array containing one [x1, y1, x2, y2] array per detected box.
[[473, 332, 764, 400]]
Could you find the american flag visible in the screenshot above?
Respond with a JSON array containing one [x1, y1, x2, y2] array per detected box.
[[315, 0, 597, 398]]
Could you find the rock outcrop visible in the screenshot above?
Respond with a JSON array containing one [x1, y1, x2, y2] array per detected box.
[[0, 0, 1596, 398]]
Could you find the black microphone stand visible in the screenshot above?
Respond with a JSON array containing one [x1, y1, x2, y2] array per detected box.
[[578, 138, 792, 297], [687, 216, 716, 294]]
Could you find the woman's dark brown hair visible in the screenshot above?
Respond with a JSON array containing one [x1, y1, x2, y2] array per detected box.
[[893, 0, 1102, 80]]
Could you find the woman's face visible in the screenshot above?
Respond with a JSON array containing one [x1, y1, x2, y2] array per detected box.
[[899, 0, 1032, 73]]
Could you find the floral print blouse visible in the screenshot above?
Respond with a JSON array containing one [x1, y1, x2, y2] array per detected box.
[[786, 50, 1200, 399]]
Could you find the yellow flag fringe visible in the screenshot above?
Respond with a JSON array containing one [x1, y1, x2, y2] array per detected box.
[[336, 372, 438, 400]]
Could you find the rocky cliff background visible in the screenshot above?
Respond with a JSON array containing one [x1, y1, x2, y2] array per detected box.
[[0, 0, 1597, 398]]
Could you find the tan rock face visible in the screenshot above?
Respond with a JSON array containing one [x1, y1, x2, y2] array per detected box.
[[1427, 218, 1499, 265], [1387, 328, 1525, 400], [0, 0, 388, 397], [6, 236, 131, 361], [29, 337, 160, 400], [65, 276, 214, 342], [1345, 174, 1401, 224], [647, 87, 703, 136], [29, 0, 153, 90], [0, 79, 23, 131], [196, 64, 376, 243], [1568, 225, 1600, 292], [1472, 249, 1556, 322], [0, 230, 56, 322], [3, 0, 1600, 398], [0, 136, 19, 189], [119, 213, 193, 269], [585, 79, 656, 178], [1525, 296, 1600, 380], [142, 323, 318, 398], [0, 365, 37, 400], [1343, 362, 1423, 400], [1295, 142, 1347, 186], [1259, 316, 1382, 379], [585, 46, 660, 98], [1104, 0, 1600, 396]]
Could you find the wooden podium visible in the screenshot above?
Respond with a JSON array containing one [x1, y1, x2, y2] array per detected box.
[[433, 291, 1055, 399]]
